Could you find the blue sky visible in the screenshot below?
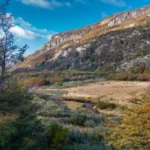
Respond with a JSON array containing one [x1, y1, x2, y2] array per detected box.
[[2, 0, 150, 55]]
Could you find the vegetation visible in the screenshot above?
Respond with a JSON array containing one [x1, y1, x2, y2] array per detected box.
[[65, 111, 106, 127], [47, 123, 69, 149], [0, 1, 27, 93], [15, 68, 150, 90], [0, 1, 150, 150], [110, 72, 150, 81], [106, 95, 150, 150], [97, 101, 117, 110], [14, 21, 150, 73], [38, 101, 72, 117]]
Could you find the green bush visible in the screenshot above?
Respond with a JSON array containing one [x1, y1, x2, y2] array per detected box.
[[0, 80, 33, 114], [64, 126, 110, 150], [38, 101, 72, 117], [97, 101, 117, 110], [67, 127, 86, 144], [66, 111, 106, 127], [84, 120, 95, 127], [47, 123, 69, 149], [0, 94, 48, 150], [0, 117, 16, 150]]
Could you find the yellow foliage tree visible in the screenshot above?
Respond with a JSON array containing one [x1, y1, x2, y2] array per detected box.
[[106, 96, 150, 150]]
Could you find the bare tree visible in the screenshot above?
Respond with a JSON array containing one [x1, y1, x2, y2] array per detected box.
[[0, 0, 28, 92]]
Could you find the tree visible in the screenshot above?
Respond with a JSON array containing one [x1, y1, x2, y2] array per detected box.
[[0, 97, 48, 150], [47, 122, 69, 149], [0, 0, 28, 92], [106, 95, 150, 150]]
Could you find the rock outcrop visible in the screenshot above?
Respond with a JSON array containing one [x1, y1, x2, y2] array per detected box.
[[46, 6, 150, 49]]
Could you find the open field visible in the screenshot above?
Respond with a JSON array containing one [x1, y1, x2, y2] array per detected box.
[[36, 81, 150, 108], [62, 81, 150, 106]]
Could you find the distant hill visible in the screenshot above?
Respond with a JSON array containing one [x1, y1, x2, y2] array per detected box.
[[15, 6, 150, 72]]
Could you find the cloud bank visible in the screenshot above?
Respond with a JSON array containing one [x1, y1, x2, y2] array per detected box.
[[20, 0, 71, 9]]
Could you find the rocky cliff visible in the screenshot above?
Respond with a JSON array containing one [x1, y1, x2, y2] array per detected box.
[[44, 6, 150, 50], [15, 6, 150, 72]]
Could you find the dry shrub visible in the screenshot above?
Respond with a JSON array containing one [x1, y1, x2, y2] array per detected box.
[[50, 76, 64, 84], [116, 73, 128, 80], [128, 97, 142, 104], [24, 78, 45, 88], [127, 74, 137, 81], [114, 73, 150, 81], [137, 73, 150, 81]]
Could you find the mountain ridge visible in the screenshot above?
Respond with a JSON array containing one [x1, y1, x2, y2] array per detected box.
[[15, 5, 150, 72]]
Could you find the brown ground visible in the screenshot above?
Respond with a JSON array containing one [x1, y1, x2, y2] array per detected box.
[[63, 81, 150, 106]]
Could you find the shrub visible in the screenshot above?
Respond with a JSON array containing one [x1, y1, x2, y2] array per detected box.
[[97, 101, 117, 110], [38, 101, 71, 117], [137, 74, 150, 81], [84, 120, 95, 127], [0, 117, 16, 150], [63, 125, 111, 149], [0, 80, 33, 113], [106, 95, 150, 149], [47, 123, 69, 149], [66, 111, 106, 127], [127, 74, 137, 81], [50, 76, 64, 84], [24, 77, 46, 88], [67, 115, 86, 126], [67, 127, 86, 144], [117, 73, 128, 80]]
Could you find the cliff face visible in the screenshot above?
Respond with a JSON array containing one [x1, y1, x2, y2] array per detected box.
[[45, 26, 91, 50], [101, 6, 150, 26], [44, 6, 150, 50], [15, 6, 150, 71]]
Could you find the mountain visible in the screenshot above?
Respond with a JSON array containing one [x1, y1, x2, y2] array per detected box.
[[15, 6, 150, 72]]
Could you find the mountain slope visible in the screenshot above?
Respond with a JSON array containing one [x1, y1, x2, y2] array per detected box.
[[15, 6, 150, 72]]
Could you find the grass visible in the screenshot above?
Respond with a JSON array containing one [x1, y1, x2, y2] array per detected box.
[[63, 101, 84, 110]]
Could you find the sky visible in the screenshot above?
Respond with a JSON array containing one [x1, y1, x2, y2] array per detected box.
[[1, 0, 150, 56]]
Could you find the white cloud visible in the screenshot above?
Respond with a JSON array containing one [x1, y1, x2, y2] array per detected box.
[[10, 26, 39, 39], [6, 16, 57, 41], [101, 0, 126, 7], [15, 17, 32, 28], [0, 13, 57, 55], [15, 17, 48, 34], [21, 0, 50, 8], [20, 0, 71, 9]]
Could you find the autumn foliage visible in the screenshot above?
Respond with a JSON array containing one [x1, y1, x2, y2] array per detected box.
[[106, 95, 150, 149]]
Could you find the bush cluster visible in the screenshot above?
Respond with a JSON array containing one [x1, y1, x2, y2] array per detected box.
[[66, 111, 106, 127], [97, 101, 117, 110], [38, 101, 72, 117], [111, 73, 150, 81]]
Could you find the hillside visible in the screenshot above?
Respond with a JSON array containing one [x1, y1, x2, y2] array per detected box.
[[15, 6, 150, 72]]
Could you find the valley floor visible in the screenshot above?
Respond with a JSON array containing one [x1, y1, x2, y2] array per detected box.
[[63, 81, 150, 106], [37, 81, 150, 107]]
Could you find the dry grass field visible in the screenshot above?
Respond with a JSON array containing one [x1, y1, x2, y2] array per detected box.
[[63, 81, 150, 106]]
